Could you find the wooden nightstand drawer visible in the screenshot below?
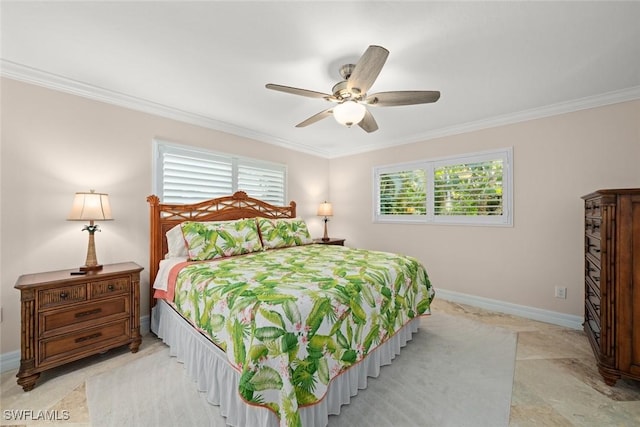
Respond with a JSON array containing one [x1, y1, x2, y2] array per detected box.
[[90, 277, 130, 298], [39, 320, 130, 366], [39, 296, 129, 337], [39, 284, 86, 309]]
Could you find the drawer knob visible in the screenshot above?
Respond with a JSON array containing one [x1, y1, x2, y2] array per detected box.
[[59, 292, 68, 299], [108, 284, 115, 291]]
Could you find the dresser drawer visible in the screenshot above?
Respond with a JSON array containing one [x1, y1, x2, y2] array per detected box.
[[585, 234, 601, 262], [39, 296, 129, 337], [585, 197, 602, 218], [585, 217, 601, 238], [39, 320, 130, 366], [585, 279, 601, 316], [585, 258, 601, 288], [90, 277, 130, 299], [585, 300, 601, 347], [38, 284, 86, 309]]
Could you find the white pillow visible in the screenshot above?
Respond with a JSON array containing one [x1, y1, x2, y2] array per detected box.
[[165, 224, 189, 259]]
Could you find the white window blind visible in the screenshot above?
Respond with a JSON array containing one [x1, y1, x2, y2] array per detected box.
[[374, 148, 512, 226], [153, 140, 286, 205], [376, 167, 427, 219], [238, 161, 286, 206]]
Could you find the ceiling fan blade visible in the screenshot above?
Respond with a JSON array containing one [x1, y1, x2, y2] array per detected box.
[[347, 45, 389, 95], [295, 108, 333, 128], [358, 109, 379, 133], [266, 83, 332, 100], [366, 91, 441, 107]]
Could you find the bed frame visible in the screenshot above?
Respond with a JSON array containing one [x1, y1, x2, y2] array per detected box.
[[147, 191, 296, 304]]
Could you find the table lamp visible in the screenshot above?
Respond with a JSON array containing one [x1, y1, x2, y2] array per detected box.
[[68, 190, 113, 271], [317, 201, 333, 242]]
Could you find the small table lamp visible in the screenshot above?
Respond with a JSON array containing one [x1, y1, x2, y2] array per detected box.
[[68, 190, 113, 271], [317, 201, 333, 242]]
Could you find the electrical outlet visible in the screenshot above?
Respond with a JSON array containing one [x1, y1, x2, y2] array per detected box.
[[555, 286, 567, 299]]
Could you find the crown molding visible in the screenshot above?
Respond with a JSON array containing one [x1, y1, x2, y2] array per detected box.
[[0, 59, 333, 158], [3, 59, 638, 160], [328, 85, 640, 158]]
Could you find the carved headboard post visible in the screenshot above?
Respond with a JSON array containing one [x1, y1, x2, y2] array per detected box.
[[146, 195, 161, 307]]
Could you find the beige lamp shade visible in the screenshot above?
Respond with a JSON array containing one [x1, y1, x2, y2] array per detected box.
[[317, 202, 333, 217], [68, 190, 113, 272], [68, 191, 113, 221]]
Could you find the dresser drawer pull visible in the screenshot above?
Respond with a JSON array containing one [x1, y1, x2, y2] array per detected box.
[[75, 308, 102, 318], [75, 332, 102, 343], [59, 292, 68, 299], [108, 284, 115, 291]]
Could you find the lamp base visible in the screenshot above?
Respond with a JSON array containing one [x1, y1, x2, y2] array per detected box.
[[80, 264, 103, 272], [322, 217, 330, 242]]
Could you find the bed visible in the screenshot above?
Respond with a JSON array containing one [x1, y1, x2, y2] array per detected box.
[[147, 191, 435, 427]]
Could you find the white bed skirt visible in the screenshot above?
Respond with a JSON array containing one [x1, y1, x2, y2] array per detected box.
[[151, 299, 420, 427]]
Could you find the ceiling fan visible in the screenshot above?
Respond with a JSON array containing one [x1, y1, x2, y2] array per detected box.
[[266, 45, 440, 133]]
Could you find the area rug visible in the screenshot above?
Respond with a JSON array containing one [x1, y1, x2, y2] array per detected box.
[[86, 312, 516, 427]]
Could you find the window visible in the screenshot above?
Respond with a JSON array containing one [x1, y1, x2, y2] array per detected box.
[[374, 148, 512, 226], [153, 139, 286, 205]]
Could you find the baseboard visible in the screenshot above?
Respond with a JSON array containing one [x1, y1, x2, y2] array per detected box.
[[435, 288, 583, 330], [0, 315, 151, 374], [0, 298, 581, 374]]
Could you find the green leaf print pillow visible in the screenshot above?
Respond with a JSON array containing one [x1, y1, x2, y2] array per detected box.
[[257, 217, 313, 249], [181, 219, 262, 261]]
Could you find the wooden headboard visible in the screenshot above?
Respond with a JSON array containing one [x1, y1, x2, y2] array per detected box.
[[147, 191, 296, 303]]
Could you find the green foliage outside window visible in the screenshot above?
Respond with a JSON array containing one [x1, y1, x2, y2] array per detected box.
[[379, 170, 426, 215], [434, 160, 503, 216]]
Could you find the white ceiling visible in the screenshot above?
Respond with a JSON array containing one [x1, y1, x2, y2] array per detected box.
[[2, 1, 640, 158]]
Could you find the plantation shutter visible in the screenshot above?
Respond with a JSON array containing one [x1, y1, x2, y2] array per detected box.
[[433, 158, 504, 217], [238, 161, 286, 206], [373, 148, 512, 226], [161, 151, 233, 204], [155, 140, 287, 205], [376, 168, 427, 216]]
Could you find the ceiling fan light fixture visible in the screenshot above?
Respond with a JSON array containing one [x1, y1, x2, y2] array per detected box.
[[333, 100, 366, 127]]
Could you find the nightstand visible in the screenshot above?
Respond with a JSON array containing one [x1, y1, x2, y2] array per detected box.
[[313, 238, 345, 246], [14, 262, 143, 391]]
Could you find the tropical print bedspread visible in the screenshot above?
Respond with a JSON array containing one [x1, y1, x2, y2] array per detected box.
[[169, 244, 434, 427]]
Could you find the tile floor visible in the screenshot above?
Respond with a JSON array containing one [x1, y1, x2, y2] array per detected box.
[[1, 298, 639, 426]]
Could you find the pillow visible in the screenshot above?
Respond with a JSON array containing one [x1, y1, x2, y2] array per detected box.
[[181, 219, 263, 261], [165, 224, 189, 259], [257, 217, 313, 249]]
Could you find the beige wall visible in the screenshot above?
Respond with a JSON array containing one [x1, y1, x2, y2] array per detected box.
[[0, 78, 330, 355], [329, 100, 640, 316], [2, 77, 639, 357]]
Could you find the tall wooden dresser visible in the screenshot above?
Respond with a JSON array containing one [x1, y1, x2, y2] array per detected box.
[[582, 189, 640, 386]]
